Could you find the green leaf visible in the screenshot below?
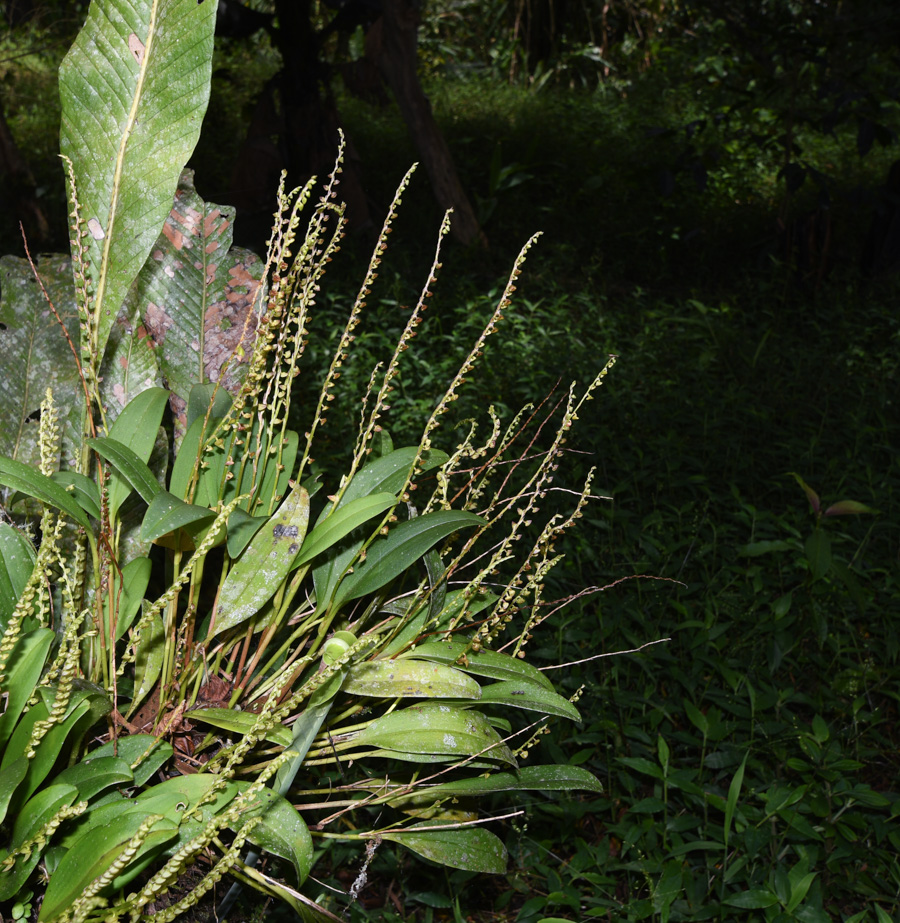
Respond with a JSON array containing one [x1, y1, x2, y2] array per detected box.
[[786, 870, 817, 913], [738, 539, 795, 556], [134, 774, 238, 820], [618, 756, 665, 780], [139, 490, 215, 543], [0, 758, 29, 828], [357, 703, 516, 765], [312, 448, 448, 609], [343, 659, 482, 699], [49, 471, 101, 520], [0, 255, 82, 471], [332, 510, 483, 612], [804, 530, 832, 582], [104, 387, 170, 517], [7, 701, 93, 812], [226, 509, 267, 559], [723, 889, 780, 909], [39, 813, 178, 921], [470, 681, 580, 721], [0, 784, 80, 902], [90, 434, 162, 510], [0, 523, 36, 624], [293, 492, 397, 569], [211, 483, 310, 637], [824, 499, 878, 516], [169, 392, 230, 500], [0, 456, 89, 529], [724, 751, 748, 849], [387, 764, 602, 806], [790, 472, 820, 514], [403, 640, 554, 690], [86, 735, 173, 787], [132, 173, 265, 441], [127, 610, 164, 718], [381, 823, 507, 874], [107, 555, 152, 641], [335, 448, 449, 509], [58, 0, 217, 361], [187, 708, 292, 747], [11, 784, 80, 849], [381, 589, 499, 659], [0, 628, 53, 751], [52, 756, 133, 803], [236, 785, 313, 884]]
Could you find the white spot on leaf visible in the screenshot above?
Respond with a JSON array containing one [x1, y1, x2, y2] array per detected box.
[[88, 218, 105, 240]]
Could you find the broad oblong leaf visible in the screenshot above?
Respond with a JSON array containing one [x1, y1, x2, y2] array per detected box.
[[294, 492, 397, 569], [356, 703, 516, 765], [86, 735, 173, 787], [58, 0, 217, 359], [0, 758, 28, 829], [343, 659, 482, 699], [39, 813, 178, 921], [236, 785, 314, 884], [331, 510, 484, 612], [50, 472, 101, 520], [109, 556, 152, 641], [139, 490, 215, 543], [103, 386, 169, 517], [51, 756, 133, 803], [0, 629, 54, 750], [226, 508, 267, 558], [211, 483, 310, 637], [1, 783, 79, 902], [312, 448, 449, 608], [127, 609, 164, 718], [381, 823, 507, 874], [89, 435, 162, 509], [0, 523, 37, 626], [824, 500, 878, 516], [404, 640, 554, 690], [470, 681, 581, 721], [0, 456, 89, 529], [388, 764, 603, 806]]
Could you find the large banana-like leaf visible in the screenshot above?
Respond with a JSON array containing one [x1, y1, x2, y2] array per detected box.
[[59, 0, 217, 362], [0, 256, 82, 469], [133, 171, 265, 440]]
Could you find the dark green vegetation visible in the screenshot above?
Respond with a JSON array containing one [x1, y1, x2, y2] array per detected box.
[[2, 2, 900, 921]]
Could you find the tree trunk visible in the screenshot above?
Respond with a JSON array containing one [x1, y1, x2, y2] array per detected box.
[[373, 0, 486, 248]]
